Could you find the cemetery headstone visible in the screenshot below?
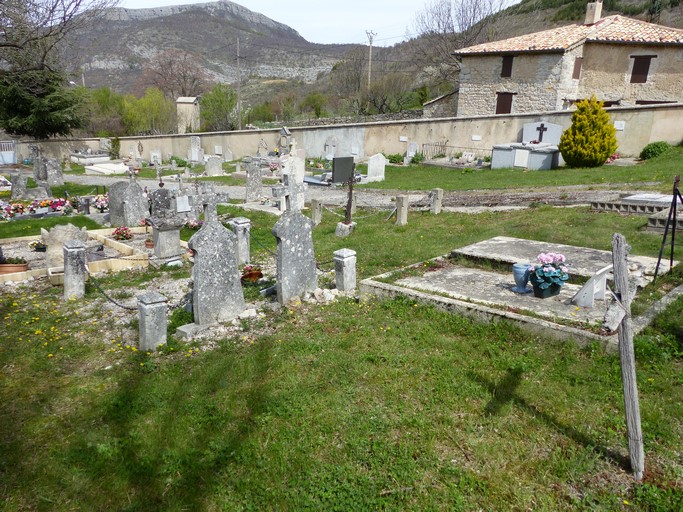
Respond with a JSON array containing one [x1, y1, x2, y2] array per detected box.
[[334, 248, 357, 292], [188, 193, 245, 324], [245, 158, 263, 202], [46, 158, 64, 187], [188, 136, 203, 163], [33, 156, 48, 181], [205, 156, 223, 176], [228, 217, 251, 265], [396, 195, 408, 226], [272, 209, 318, 304], [150, 150, 162, 166], [366, 153, 386, 183], [224, 147, 234, 162], [148, 188, 184, 258], [109, 180, 149, 227], [63, 240, 86, 300], [42, 224, 88, 269], [10, 174, 28, 200], [138, 292, 168, 351], [281, 149, 306, 211]]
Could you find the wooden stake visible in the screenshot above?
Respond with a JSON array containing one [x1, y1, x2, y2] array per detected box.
[[612, 233, 644, 480]]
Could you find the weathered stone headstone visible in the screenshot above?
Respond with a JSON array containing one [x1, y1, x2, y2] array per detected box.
[[281, 149, 306, 211], [396, 195, 408, 226], [150, 150, 162, 166], [431, 188, 444, 215], [148, 188, 184, 258], [109, 180, 149, 227], [188, 136, 203, 163], [188, 194, 245, 324], [205, 156, 223, 176], [311, 199, 323, 225], [63, 240, 86, 300], [245, 158, 262, 202], [366, 153, 386, 182], [33, 156, 48, 181], [10, 174, 28, 200], [334, 248, 357, 292], [42, 224, 88, 269], [272, 210, 318, 304], [138, 292, 168, 351], [46, 158, 64, 187], [228, 217, 251, 265], [224, 147, 234, 161], [407, 142, 419, 158]]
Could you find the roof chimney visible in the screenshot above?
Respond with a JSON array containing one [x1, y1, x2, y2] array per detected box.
[[585, 1, 603, 25]]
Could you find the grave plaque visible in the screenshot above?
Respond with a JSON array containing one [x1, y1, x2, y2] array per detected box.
[[332, 157, 354, 184]]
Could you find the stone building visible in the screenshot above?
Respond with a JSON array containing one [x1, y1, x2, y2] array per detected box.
[[453, 1, 683, 117], [176, 96, 200, 134]]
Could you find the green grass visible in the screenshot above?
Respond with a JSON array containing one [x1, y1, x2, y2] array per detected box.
[[1, 289, 681, 510], [359, 147, 683, 192], [0, 215, 102, 238], [2, 160, 683, 509]]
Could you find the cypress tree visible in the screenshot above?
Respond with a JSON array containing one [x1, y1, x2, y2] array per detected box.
[[559, 95, 618, 168]]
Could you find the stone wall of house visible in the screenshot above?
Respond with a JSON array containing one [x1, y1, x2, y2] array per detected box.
[[457, 53, 565, 116], [579, 44, 683, 105]]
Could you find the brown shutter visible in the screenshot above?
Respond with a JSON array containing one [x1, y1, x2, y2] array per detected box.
[[572, 57, 583, 80], [501, 55, 513, 78], [631, 56, 655, 84], [495, 93, 514, 114]]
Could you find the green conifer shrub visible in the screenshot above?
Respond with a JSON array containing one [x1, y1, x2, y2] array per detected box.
[[639, 141, 671, 160], [558, 95, 618, 168]]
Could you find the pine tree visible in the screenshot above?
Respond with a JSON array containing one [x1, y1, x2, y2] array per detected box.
[[558, 95, 618, 168]]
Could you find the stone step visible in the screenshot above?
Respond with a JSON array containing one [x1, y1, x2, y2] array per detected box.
[[591, 201, 668, 214]]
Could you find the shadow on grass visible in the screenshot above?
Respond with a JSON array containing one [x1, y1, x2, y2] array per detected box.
[[468, 369, 630, 472], [70, 341, 274, 511]]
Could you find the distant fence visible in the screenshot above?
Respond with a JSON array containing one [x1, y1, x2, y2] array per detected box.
[[0, 141, 16, 165], [421, 142, 492, 160]]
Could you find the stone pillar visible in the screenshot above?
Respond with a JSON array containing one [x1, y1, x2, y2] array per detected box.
[[431, 188, 444, 215], [153, 226, 182, 258], [311, 199, 323, 226], [229, 217, 251, 265], [396, 195, 408, 226], [350, 192, 357, 215], [137, 292, 168, 352], [63, 240, 86, 300], [334, 248, 357, 292]]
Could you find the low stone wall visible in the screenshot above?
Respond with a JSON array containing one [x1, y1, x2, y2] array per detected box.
[[14, 103, 683, 165]]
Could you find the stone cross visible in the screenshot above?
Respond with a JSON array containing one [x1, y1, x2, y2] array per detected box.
[[536, 123, 548, 142]]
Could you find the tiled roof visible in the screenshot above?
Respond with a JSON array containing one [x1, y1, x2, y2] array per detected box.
[[454, 15, 683, 55]]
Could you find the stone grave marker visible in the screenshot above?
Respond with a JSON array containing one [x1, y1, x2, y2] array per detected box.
[[42, 224, 88, 269], [281, 149, 306, 211], [150, 150, 162, 166], [205, 156, 223, 176], [224, 147, 234, 161], [272, 209, 318, 304], [148, 188, 185, 258], [214, 145, 223, 158], [10, 174, 28, 200], [366, 153, 386, 183], [188, 136, 203, 163], [245, 158, 263, 202], [99, 138, 112, 153], [46, 158, 64, 187], [188, 193, 245, 324], [109, 180, 149, 227], [33, 156, 48, 181]]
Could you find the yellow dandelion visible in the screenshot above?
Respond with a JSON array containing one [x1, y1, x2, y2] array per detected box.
[[48, 354, 54, 358]]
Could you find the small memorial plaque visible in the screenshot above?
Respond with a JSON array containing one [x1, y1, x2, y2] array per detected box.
[[176, 195, 191, 213]]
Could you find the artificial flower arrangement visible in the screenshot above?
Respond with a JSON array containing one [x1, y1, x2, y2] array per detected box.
[[528, 252, 569, 290], [112, 226, 133, 241], [93, 193, 109, 212]]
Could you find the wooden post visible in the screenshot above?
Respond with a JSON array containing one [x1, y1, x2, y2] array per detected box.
[[612, 233, 644, 481]]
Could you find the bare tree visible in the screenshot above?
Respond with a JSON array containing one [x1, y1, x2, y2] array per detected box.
[[413, 0, 511, 86], [0, 0, 119, 73], [138, 49, 209, 100]]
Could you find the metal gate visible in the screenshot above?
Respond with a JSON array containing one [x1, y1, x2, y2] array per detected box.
[[0, 140, 16, 165]]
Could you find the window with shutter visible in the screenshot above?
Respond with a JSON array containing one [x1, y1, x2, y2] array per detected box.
[[630, 56, 656, 84], [572, 57, 583, 80], [495, 93, 514, 114], [501, 56, 513, 78]]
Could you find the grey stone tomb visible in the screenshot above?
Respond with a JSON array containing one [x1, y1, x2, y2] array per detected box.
[[272, 209, 318, 304], [108, 180, 149, 227], [188, 193, 245, 324], [491, 121, 564, 170]]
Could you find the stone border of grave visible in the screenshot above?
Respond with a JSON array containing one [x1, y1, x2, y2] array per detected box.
[[360, 258, 617, 350], [0, 226, 152, 284]]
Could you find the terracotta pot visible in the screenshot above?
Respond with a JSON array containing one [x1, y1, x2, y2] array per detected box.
[[145, 240, 155, 248], [0, 263, 29, 274]]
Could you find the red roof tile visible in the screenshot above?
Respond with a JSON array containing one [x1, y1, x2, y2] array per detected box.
[[454, 15, 683, 55]]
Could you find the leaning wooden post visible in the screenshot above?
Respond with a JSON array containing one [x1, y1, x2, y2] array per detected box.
[[612, 233, 644, 481]]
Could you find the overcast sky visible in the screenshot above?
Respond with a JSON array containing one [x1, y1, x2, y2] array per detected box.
[[117, 0, 421, 46]]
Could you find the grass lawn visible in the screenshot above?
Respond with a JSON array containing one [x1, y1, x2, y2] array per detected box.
[[359, 147, 683, 192], [1, 159, 682, 510]]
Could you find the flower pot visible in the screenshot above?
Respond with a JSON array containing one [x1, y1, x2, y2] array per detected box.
[[532, 283, 561, 299], [145, 240, 155, 249], [0, 263, 29, 275]]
